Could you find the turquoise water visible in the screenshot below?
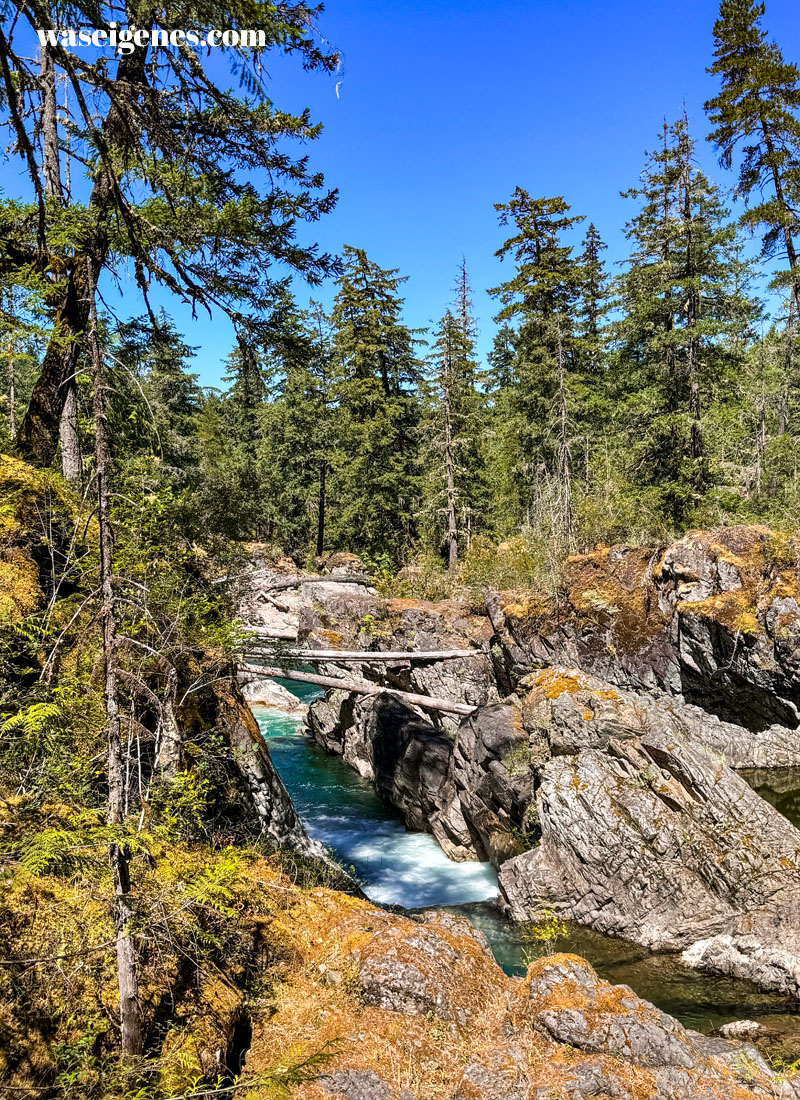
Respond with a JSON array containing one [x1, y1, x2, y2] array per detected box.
[[254, 684, 498, 909], [256, 683, 800, 1039]]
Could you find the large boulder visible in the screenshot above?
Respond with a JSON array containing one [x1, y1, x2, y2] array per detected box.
[[498, 679, 800, 997], [519, 954, 784, 1099]]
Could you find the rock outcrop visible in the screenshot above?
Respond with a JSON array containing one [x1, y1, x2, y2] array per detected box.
[[309, 661, 800, 999], [491, 526, 800, 733], [246, 893, 799, 1099], [497, 667, 800, 998], [213, 679, 326, 859], [240, 528, 800, 1007]]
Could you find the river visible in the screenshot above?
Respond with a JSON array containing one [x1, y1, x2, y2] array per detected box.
[[255, 686, 800, 1049]]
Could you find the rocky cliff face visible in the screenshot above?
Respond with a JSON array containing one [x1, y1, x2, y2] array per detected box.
[[306, 691, 533, 864], [243, 528, 800, 1002], [490, 526, 800, 732], [497, 668, 800, 997]]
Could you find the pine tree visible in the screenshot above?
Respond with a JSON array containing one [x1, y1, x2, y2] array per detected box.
[[575, 223, 612, 377], [615, 115, 757, 527], [705, 0, 800, 310], [117, 314, 202, 479], [261, 296, 336, 557], [421, 297, 487, 568], [197, 337, 269, 540], [330, 247, 421, 560], [489, 190, 584, 540], [1, 1, 339, 469]]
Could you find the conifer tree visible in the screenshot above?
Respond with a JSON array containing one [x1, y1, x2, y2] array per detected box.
[[615, 115, 756, 526], [117, 314, 203, 480], [0, 0, 339, 468], [575, 223, 612, 377], [421, 294, 487, 567], [330, 247, 421, 560], [706, 0, 800, 310], [489, 190, 584, 540], [198, 337, 269, 540], [261, 297, 336, 556]]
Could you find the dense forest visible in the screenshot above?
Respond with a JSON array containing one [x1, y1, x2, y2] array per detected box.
[[2, 0, 800, 1095], [4, 3, 800, 589]]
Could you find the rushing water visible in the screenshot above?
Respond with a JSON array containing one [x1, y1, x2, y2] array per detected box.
[[254, 687, 498, 908], [255, 685, 800, 1046]]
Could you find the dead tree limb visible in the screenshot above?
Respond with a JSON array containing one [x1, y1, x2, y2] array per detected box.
[[239, 665, 476, 717]]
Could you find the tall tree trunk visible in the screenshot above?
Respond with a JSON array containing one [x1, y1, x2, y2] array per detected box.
[[779, 295, 797, 437], [42, 40, 81, 480], [316, 460, 326, 557], [755, 400, 766, 498], [6, 350, 14, 438], [17, 40, 150, 468], [681, 140, 703, 473], [761, 118, 800, 313], [39, 44, 62, 202], [443, 385, 458, 570], [89, 281, 142, 1060], [59, 379, 82, 485], [555, 329, 573, 549]]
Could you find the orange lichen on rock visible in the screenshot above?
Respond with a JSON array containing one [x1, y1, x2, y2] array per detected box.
[[531, 667, 620, 704], [677, 590, 760, 635]]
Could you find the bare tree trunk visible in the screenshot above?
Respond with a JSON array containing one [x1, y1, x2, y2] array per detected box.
[[40, 42, 81, 482], [681, 129, 703, 474], [59, 379, 82, 485], [555, 329, 573, 549], [443, 383, 458, 570], [316, 460, 326, 557], [18, 40, 150, 468], [89, 281, 142, 1060], [6, 350, 14, 437], [761, 120, 800, 315], [778, 296, 796, 438], [755, 400, 766, 498]]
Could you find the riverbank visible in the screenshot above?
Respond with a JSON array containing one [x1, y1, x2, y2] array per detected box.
[[255, 694, 800, 1060]]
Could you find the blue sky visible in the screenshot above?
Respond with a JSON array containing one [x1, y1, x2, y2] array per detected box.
[[89, 0, 800, 384]]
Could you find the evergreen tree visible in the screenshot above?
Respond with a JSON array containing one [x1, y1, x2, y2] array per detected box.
[[1, 0, 339, 470], [489, 190, 584, 541], [575, 223, 612, 377], [706, 0, 800, 309], [615, 115, 757, 527], [261, 296, 336, 557], [330, 247, 421, 560], [116, 314, 202, 479], [197, 336, 269, 540], [421, 295, 488, 568]]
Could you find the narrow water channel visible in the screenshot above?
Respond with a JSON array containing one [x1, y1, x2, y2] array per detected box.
[[255, 686, 800, 1049]]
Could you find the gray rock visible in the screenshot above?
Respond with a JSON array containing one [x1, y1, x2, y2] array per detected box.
[[432, 702, 539, 865], [414, 909, 494, 957], [357, 924, 465, 1023], [317, 1068, 417, 1100], [213, 679, 325, 859], [717, 1019, 766, 1040], [492, 527, 800, 733], [453, 1056, 527, 1100], [525, 956, 778, 1098], [499, 715, 800, 995]]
